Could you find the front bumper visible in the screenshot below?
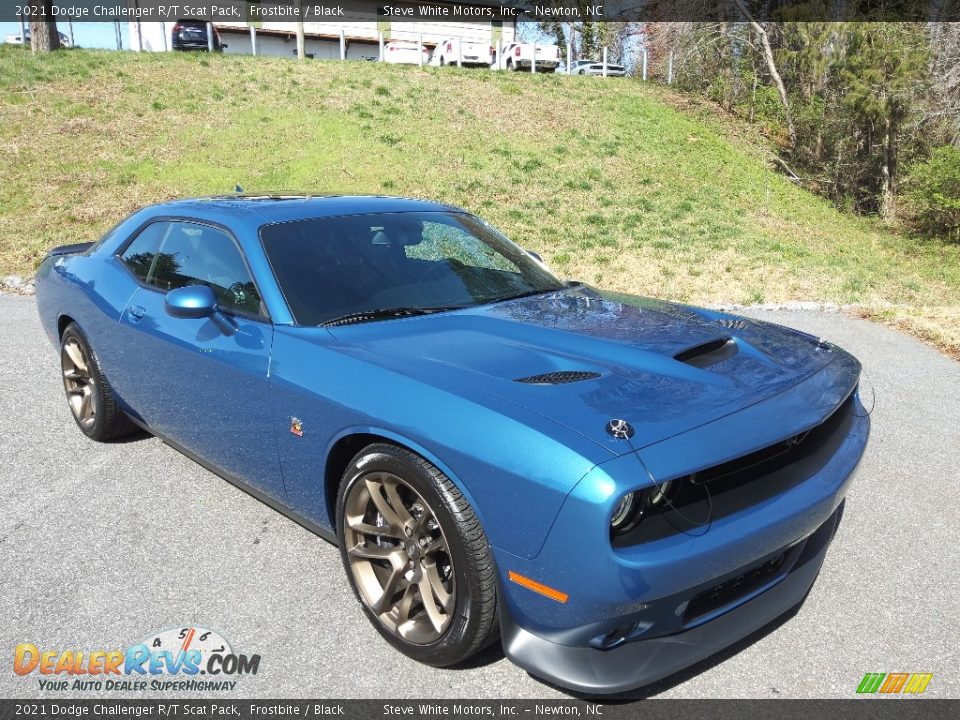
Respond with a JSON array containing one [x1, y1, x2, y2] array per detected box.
[[500, 503, 842, 694], [494, 379, 868, 694]]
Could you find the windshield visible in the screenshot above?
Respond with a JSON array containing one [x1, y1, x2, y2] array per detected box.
[[260, 211, 566, 326]]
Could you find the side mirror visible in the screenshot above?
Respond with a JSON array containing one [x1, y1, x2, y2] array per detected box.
[[165, 285, 217, 319], [527, 249, 543, 263]]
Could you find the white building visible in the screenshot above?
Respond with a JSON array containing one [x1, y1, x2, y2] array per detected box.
[[130, 1, 519, 60]]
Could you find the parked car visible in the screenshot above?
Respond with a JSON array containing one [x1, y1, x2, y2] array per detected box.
[[429, 37, 492, 67], [568, 59, 627, 77], [35, 195, 868, 694], [382, 40, 430, 65], [171, 20, 226, 52], [4, 30, 71, 48], [495, 42, 561, 72]]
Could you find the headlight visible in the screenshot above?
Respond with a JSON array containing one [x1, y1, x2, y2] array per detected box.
[[647, 479, 675, 507], [610, 479, 679, 535], [610, 492, 639, 531]]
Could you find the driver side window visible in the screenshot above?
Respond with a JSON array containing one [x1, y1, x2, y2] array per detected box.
[[145, 221, 263, 316]]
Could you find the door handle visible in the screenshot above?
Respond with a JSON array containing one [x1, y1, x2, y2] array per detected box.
[[126, 305, 145, 322]]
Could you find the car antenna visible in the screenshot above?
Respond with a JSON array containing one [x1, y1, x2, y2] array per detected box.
[[234, 183, 244, 193]]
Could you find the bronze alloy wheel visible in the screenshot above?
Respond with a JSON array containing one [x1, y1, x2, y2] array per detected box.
[[337, 444, 498, 666], [342, 470, 456, 644], [62, 336, 97, 429], [59, 323, 137, 442]]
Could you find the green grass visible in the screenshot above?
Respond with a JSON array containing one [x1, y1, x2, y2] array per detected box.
[[1, 45, 958, 356]]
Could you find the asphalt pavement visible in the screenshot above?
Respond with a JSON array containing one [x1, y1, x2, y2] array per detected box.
[[1, 293, 957, 699]]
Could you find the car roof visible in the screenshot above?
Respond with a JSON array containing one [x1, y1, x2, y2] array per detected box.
[[147, 194, 465, 225]]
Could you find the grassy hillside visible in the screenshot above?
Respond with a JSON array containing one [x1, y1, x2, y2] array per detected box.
[[1, 46, 958, 356]]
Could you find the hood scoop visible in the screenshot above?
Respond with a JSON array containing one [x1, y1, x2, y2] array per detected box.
[[515, 370, 601, 385], [674, 337, 738, 368]]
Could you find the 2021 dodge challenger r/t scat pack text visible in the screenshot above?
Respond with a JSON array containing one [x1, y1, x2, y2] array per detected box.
[[35, 195, 869, 693]]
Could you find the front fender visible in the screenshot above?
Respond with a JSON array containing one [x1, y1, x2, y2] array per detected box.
[[269, 326, 604, 558]]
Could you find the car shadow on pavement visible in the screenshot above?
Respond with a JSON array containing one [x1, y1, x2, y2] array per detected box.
[[449, 639, 508, 671], [109, 427, 153, 444]]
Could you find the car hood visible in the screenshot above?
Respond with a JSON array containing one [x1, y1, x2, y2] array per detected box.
[[329, 285, 848, 455]]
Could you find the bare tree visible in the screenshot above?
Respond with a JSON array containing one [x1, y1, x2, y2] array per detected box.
[[28, 1, 60, 53], [928, 22, 960, 145], [732, 0, 796, 146]]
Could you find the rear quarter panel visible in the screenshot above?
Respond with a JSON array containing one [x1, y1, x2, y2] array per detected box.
[[35, 208, 161, 407]]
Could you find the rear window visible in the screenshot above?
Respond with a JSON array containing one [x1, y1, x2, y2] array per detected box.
[[118, 222, 166, 283]]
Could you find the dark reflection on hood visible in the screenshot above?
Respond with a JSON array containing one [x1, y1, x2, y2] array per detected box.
[[486, 286, 717, 350], [334, 284, 841, 452]]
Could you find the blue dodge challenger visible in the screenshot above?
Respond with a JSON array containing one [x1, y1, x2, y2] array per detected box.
[[36, 195, 869, 693]]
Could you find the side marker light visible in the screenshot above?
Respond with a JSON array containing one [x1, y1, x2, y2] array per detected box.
[[508, 571, 568, 603]]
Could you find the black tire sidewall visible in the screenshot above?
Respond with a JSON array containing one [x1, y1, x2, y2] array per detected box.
[[336, 445, 489, 667], [60, 324, 110, 440]]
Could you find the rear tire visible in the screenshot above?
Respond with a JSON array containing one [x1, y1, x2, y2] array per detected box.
[[60, 323, 137, 441], [336, 443, 498, 667]]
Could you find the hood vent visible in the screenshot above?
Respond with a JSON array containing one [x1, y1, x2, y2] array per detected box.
[[674, 337, 737, 368], [715, 318, 748, 330], [515, 370, 601, 385]]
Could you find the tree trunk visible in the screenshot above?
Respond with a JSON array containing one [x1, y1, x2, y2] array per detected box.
[[881, 114, 898, 221], [720, 22, 732, 111], [733, 0, 796, 146], [28, 1, 60, 53]]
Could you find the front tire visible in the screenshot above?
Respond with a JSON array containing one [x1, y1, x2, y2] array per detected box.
[[336, 443, 498, 667], [60, 323, 137, 441]]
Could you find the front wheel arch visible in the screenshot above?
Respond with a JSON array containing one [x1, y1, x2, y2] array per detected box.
[[57, 313, 77, 339], [323, 430, 487, 541]]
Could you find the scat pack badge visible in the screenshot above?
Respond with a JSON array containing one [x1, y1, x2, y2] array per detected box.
[[12, 626, 260, 692], [290, 417, 304, 437]]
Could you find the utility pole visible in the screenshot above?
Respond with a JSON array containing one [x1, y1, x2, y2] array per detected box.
[[296, 0, 305, 60]]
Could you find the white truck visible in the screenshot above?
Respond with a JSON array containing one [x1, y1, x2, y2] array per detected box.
[[429, 37, 493, 68], [495, 42, 561, 72]]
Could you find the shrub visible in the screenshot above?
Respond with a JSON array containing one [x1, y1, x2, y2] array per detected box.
[[905, 145, 960, 241]]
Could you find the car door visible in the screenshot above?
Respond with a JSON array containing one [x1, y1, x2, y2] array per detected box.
[[115, 219, 285, 502]]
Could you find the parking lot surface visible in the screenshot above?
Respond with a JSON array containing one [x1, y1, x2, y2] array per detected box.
[[1, 293, 957, 699]]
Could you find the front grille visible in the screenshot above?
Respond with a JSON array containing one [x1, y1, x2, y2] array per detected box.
[[613, 391, 856, 547], [684, 549, 791, 624], [515, 370, 601, 385], [691, 428, 814, 485]]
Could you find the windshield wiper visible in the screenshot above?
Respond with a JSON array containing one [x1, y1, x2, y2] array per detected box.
[[321, 306, 462, 327], [487, 287, 565, 305]]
